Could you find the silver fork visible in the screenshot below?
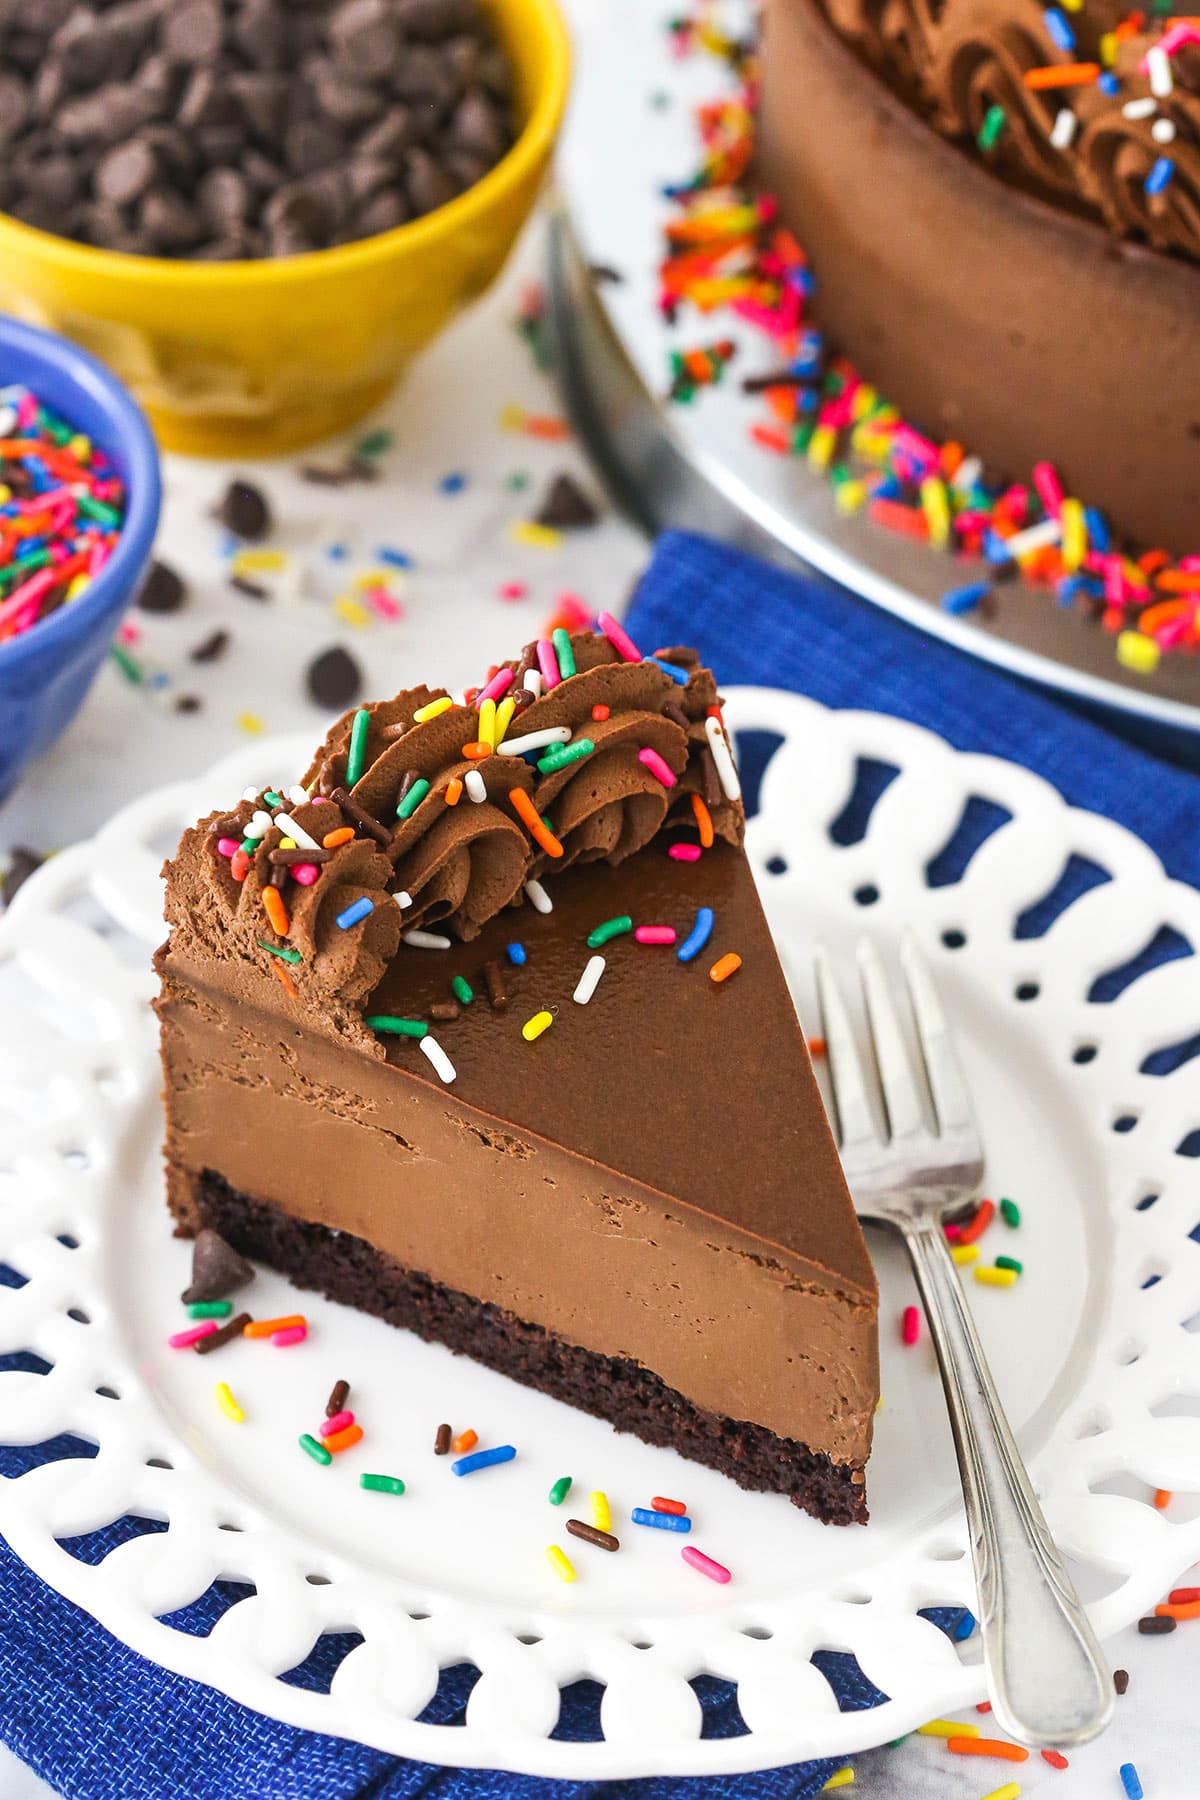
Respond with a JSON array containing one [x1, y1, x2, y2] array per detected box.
[[814, 935, 1113, 1749]]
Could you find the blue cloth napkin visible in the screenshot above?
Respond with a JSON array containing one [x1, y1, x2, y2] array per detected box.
[[2, 529, 1197, 1800]]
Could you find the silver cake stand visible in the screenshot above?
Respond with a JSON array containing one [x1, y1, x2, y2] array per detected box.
[[548, 0, 1200, 753]]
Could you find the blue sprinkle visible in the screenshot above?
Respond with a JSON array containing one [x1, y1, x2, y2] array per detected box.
[[1043, 6, 1075, 49], [678, 906, 715, 964], [940, 580, 991, 616], [452, 1444, 516, 1476], [325, 542, 349, 561], [953, 1608, 977, 1641], [375, 547, 413, 569], [439, 471, 468, 495], [1084, 507, 1109, 552], [632, 1507, 692, 1533], [1145, 156, 1175, 196], [220, 532, 240, 559], [335, 896, 375, 931], [872, 474, 902, 502], [647, 655, 691, 685], [1099, 71, 1121, 95], [507, 942, 526, 965], [984, 529, 1014, 565], [1120, 1764, 1143, 1800]]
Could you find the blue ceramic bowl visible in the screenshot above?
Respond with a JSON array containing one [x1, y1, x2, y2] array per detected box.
[[0, 316, 161, 805]]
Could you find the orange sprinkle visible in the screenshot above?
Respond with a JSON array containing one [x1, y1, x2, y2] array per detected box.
[[807, 1036, 827, 1058], [691, 793, 715, 847], [521, 413, 571, 441], [1022, 61, 1101, 87], [947, 1738, 1029, 1763], [592, 703, 610, 722], [452, 1428, 478, 1453], [956, 1198, 996, 1246], [243, 1314, 306, 1339], [510, 786, 564, 858], [710, 952, 743, 983], [1156, 1599, 1200, 1620], [1154, 1488, 1172, 1510], [444, 776, 463, 806], [869, 497, 930, 540], [1153, 570, 1200, 593], [940, 440, 965, 478], [261, 886, 290, 937], [322, 826, 355, 849], [271, 959, 298, 1000], [324, 1423, 364, 1454], [1139, 547, 1171, 575], [230, 848, 251, 883], [462, 741, 492, 760]]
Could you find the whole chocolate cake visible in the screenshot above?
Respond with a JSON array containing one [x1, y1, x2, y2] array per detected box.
[[758, 0, 1200, 552], [155, 624, 879, 1526]]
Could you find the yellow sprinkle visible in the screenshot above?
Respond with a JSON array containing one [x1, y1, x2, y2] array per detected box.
[[951, 1243, 980, 1266], [522, 1010, 554, 1043], [919, 477, 952, 551], [232, 549, 287, 574], [215, 1382, 244, 1424], [850, 384, 877, 421], [499, 402, 526, 431], [237, 712, 265, 736], [1116, 630, 1160, 676], [807, 423, 838, 472], [974, 1265, 1018, 1288], [478, 696, 497, 751], [834, 479, 867, 517], [278, 837, 297, 850], [68, 433, 92, 463], [508, 520, 562, 551], [1059, 497, 1087, 571], [979, 1786, 1021, 1800], [413, 696, 453, 724], [494, 695, 516, 748], [590, 1490, 611, 1533], [822, 1771, 855, 1791], [917, 1719, 980, 1739], [546, 1544, 575, 1583], [0, 485, 12, 502], [1099, 27, 1117, 63], [353, 568, 400, 592], [334, 596, 371, 629], [66, 573, 91, 602]]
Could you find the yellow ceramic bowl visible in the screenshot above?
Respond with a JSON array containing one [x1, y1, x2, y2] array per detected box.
[[0, 0, 569, 458]]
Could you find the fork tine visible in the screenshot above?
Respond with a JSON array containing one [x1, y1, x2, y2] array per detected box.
[[857, 939, 925, 1141], [813, 946, 882, 1151], [900, 932, 976, 1137]]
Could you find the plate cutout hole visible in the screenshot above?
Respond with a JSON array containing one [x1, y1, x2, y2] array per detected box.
[[279, 1630, 364, 1694], [853, 883, 880, 907], [924, 795, 1013, 889], [1074, 1412, 1111, 1439], [56, 1234, 80, 1250], [765, 854, 788, 876], [1014, 981, 1040, 1002], [928, 1543, 967, 1561], [941, 929, 967, 949], [66, 1307, 90, 1325], [1149, 1393, 1200, 1420], [1073, 1044, 1098, 1065], [1140, 1030, 1200, 1078], [517, 1634, 542, 1645], [740, 1624, 774, 1638], [1112, 1112, 1139, 1134], [145, 1456, 173, 1471], [94, 1385, 120, 1401], [305, 1574, 331, 1586], [1014, 853, 1112, 939], [828, 756, 900, 846], [1134, 1191, 1160, 1212], [1176, 1127, 1200, 1159], [1115, 1340, 1145, 1366], [1088, 924, 1193, 1004]]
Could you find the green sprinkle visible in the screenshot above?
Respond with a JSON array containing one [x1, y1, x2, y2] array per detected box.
[[548, 1475, 573, 1506], [552, 627, 576, 679], [239, 838, 258, 856], [587, 914, 633, 949], [451, 975, 474, 1006], [360, 1472, 406, 1495], [299, 1433, 332, 1466], [505, 470, 530, 491], [76, 492, 121, 528], [109, 643, 143, 685], [9, 548, 52, 578], [791, 419, 815, 455], [355, 429, 394, 459], [257, 938, 302, 964], [396, 777, 431, 820], [188, 1301, 233, 1319], [346, 707, 371, 787], [263, 790, 284, 807], [365, 1015, 428, 1038], [999, 1197, 1020, 1228], [978, 104, 1006, 152], [537, 738, 594, 775], [995, 1255, 1023, 1275]]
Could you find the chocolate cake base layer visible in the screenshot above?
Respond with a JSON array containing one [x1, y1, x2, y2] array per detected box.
[[176, 1166, 868, 1526]]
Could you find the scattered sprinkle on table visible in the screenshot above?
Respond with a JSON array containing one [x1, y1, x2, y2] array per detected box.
[[1120, 1764, 1144, 1800], [549, 1475, 573, 1506], [567, 1519, 620, 1552], [214, 1382, 244, 1424], [977, 1786, 1021, 1800], [300, 1433, 332, 1467], [946, 1737, 1028, 1762], [434, 1423, 452, 1456], [1138, 1614, 1175, 1634], [821, 1773, 854, 1793], [917, 1720, 979, 1739], [902, 1304, 921, 1345], [1041, 1749, 1069, 1769], [360, 1473, 406, 1496], [975, 1266, 1018, 1289], [1000, 1197, 1020, 1227], [681, 1546, 731, 1584], [452, 1444, 516, 1477], [546, 1545, 576, 1583], [1114, 1668, 1130, 1694], [244, 1314, 305, 1339], [632, 1506, 691, 1533]]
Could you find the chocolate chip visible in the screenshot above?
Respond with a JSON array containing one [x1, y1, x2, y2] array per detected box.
[[190, 628, 230, 663], [162, 0, 225, 66], [136, 559, 188, 614], [357, 107, 413, 164], [285, 118, 344, 177], [535, 473, 599, 530], [0, 75, 29, 144], [96, 137, 158, 206], [2, 847, 44, 909], [181, 1227, 255, 1304], [214, 479, 272, 542], [174, 693, 203, 713], [307, 646, 363, 709], [405, 145, 455, 216], [448, 89, 506, 160], [356, 188, 409, 236], [329, 0, 400, 78], [396, 0, 473, 39]]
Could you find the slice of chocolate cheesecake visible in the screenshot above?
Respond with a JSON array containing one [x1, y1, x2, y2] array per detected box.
[[156, 627, 878, 1523]]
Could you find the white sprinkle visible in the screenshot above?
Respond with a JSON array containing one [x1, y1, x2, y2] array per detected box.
[[523, 669, 544, 696], [287, 784, 310, 806], [419, 1034, 456, 1084], [950, 454, 982, 493], [242, 786, 260, 802], [573, 955, 606, 1005], [499, 726, 572, 757], [272, 811, 321, 851], [1152, 116, 1177, 144], [1003, 517, 1062, 560], [394, 889, 413, 909], [704, 715, 741, 802], [0, 405, 17, 438], [524, 878, 553, 914], [1148, 44, 1172, 97], [465, 769, 487, 803], [243, 809, 273, 841], [1122, 96, 1157, 120], [1050, 108, 1077, 150], [404, 929, 452, 949]]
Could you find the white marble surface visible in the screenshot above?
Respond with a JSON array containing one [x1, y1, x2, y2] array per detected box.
[[0, 216, 1195, 1799]]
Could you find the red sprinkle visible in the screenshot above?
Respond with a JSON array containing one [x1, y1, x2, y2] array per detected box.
[[651, 1496, 687, 1515], [902, 1304, 921, 1346], [1042, 1750, 1070, 1769], [592, 703, 610, 721]]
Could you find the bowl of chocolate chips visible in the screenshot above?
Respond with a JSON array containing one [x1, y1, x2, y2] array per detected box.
[[0, 0, 569, 456]]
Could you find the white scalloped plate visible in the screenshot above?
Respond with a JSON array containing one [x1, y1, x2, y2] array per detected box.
[[0, 690, 1199, 1778]]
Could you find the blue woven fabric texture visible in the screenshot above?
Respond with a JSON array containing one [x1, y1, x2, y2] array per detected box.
[[2, 527, 1195, 1799]]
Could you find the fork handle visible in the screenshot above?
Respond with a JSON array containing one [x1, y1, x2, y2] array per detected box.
[[902, 1216, 1113, 1748]]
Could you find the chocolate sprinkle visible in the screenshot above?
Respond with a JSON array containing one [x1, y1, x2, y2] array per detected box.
[[700, 745, 722, 808], [434, 1422, 451, 1455], [181, 1226, 255, 1303], [565, 1518, 620, 1552], [308, 647, 364, 710], [1138, 1614, 1176, 1634], [230, 573, 270, 601], [2, 847, 45, 909], [429, 1000, 459, 1022], [326, 1378, 350, 1418], [483, 959, 507, 1011], [330, 786, 391, 846], [194, 1310, 252, 1355], [190, 628, 230, 663], [1114, 1668, 1130, 1695], [269, 847, 333, 865], [533, 472, 599, 530], [136, 559, 188, 613], [214, 479, 272, 542]]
